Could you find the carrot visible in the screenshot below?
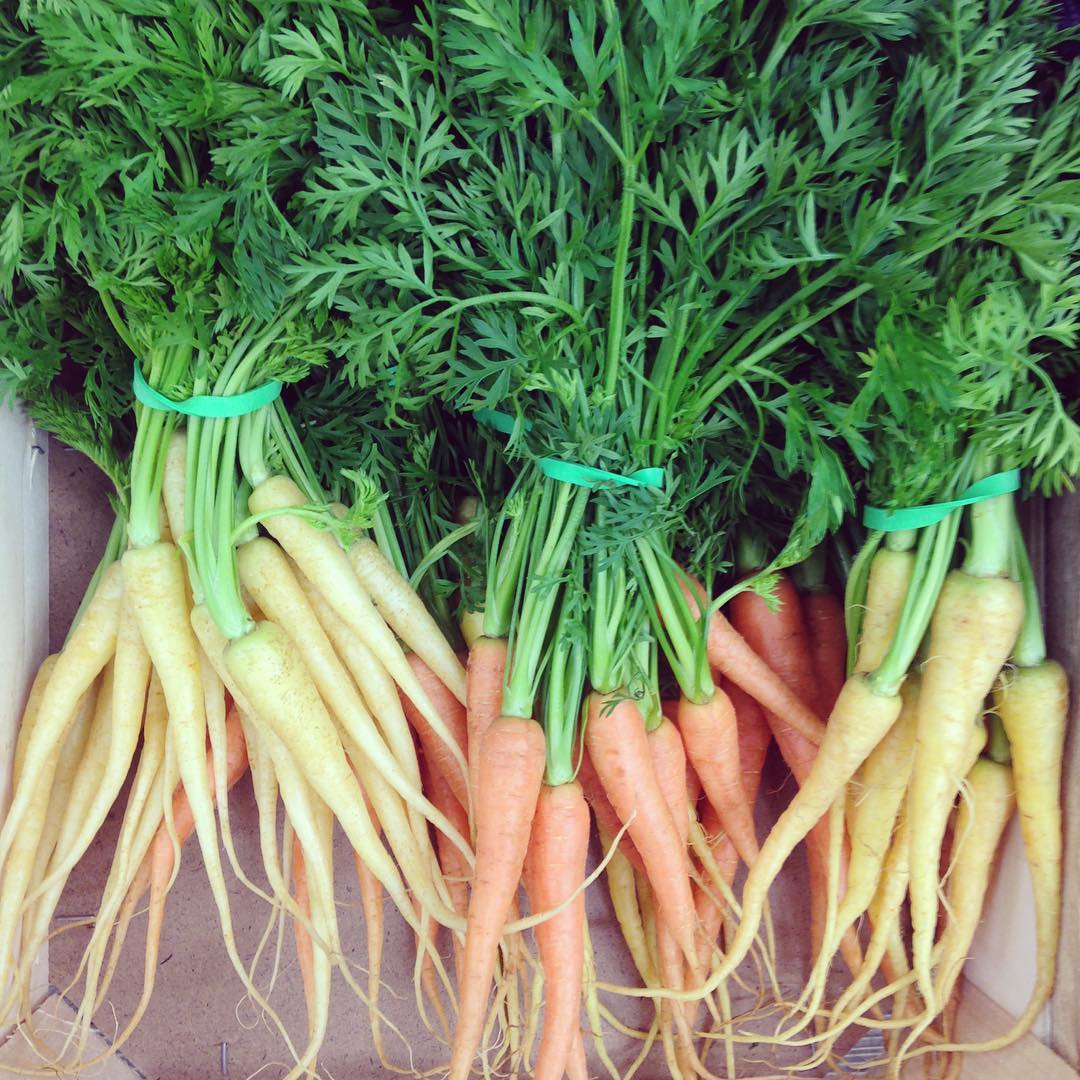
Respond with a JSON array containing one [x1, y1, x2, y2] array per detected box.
[[810, 717, 991, 1067], [585, 692, 699, 969], [419, 753, 470, 989], [93, 704, 249, 1036], [0, 563, 122, 883], [692, 803, 738, 974], [906, 569, 1022, 1015], [577, 738, 645, 874], [352, 846, 387, 1065], [415, 897, 453, 1044], [677, 574, 823, 746], [676, 689, 758, 866], [567, 1028, 589, 1080], [292, 834, 317, 1039], [289, 819, 334, 1080], [402, 652, 469, 813], [684, 752, 702, 810], [122, 543, 294, 1057], [59, 673, 167, 1055], [298, 572, 448, 817], [248, 477, 467, 782], [854, 548, 916, 674], [161, 431, 187, 549], [610, 674, 901, 1008], [71, 705, 238, 1068], [460, 610, 485, 650], [689, 680, 768, 975], [803, 813, 913, 1073], [237, 537, 471, 875], [841, 678, 918, 932], [905, 658, 1070, 1061], [237, 554, 465, 946], [647, 718, 698, 1072], [10, 655, 58, 791], [933, 758, 1016, 1007], [346, 535, 467, 704], [893, 758, 1017, 1075], [802, 588, 846, 716], [988, 660, 1068, 1037], [723, 680, 772, 813], [3, 676, 98, 1021], [225, 621, 417, 927], [450, 715, 546, 1080], [465, 635, 507, 818], [729, 575, 862, 977], [126, 706, 250, 911], [598, 823, 655, 985], [112, 800, 174, 1053], [787, 676, 920, 1036], [180, 710, 248, 839], [729, 572, 820, 715], [522, 780, 590, 1080]]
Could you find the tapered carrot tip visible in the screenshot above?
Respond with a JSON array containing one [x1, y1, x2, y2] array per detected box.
[[677, 690, 760, 867], [585, 693, 699, 968], [450, 715, 545, 1080], [524, 781, 590, 1080], [576, 740, 646, 874]]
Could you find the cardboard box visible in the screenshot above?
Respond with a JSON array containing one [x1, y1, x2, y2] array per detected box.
[[3, 408, 1077, 1078]]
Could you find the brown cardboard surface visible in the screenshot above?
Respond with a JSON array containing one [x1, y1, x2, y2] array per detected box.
[[898, 980, 1080, 1080], [41, 440, 857, 1079], [0, 993, 143, 1078]]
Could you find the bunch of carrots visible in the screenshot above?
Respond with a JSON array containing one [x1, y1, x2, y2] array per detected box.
[[2, 0, 1079, 1078]]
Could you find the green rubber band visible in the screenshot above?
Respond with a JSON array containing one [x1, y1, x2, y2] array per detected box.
[[133, 364, 283, 418], [863, 469, 1021, 531], [475, 409, 664, 491], [474, 408, 530, 435], [537, 458, 664, 490]]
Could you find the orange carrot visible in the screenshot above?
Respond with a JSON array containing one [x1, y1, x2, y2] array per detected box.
[[693, 802, 739, 972], [450, 716, 546, 1080], [724, 679, 772, 810], [690, 684, 766, 972], [577, 740, 645, 874], [352, 848, 386, 1037], [678, 573, 824, 746], [729, 573, 820, 713], [729, 577, 862, 977], [127, 708, 249, 911], [802, 589, 847, 716], [522, 781, 590, 1080], [402, 652, 469, 813], [677, 688, 759, 866], [567, 1028, 589, 1080], [585, 693, 698, 970], [352, 792, 386, 1065], [292, 834, 316, 1037], [684, 757, 702, 809], [648, 718, 698, 1068], [420, 752, 470, 988], [465, 637, 507, 817]]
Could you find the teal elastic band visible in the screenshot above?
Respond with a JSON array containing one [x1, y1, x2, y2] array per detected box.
[[133, 364, 283, 418], [537, 457, 664, 489], [474, 408, 528, 435], [475, 408, 664, 491], [863, 469, 1021, 531]]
